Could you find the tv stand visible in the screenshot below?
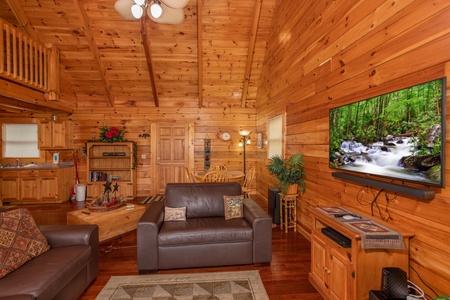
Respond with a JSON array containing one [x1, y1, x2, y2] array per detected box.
[[309, 207, 413, 300], [331, 172, 435, 200]]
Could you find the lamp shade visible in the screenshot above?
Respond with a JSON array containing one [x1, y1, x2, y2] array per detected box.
[[150, 2, 163, 18], [148, 2, 185, 24], [114, 0, 136, 20], [162, 0, 189, 9], [131, 4, 144, 18]]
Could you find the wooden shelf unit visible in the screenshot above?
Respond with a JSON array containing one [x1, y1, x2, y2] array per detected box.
[[86, 142, 136, 201], [308, 207, 413, 300]]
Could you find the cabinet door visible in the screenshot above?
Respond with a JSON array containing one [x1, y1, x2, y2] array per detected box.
[[51, 121, 67, 148], [311, 234, 328, 287], [86, 184, 104, 200], [20, 178, 39, 202], [38, 121, 53, 148], [117, 182, 134, 200], [1, 177, 20, 203], [328, 247, 352, 300], [40, 177, 59, 201]]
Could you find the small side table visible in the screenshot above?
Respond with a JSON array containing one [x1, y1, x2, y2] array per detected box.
[[279, 193, 297, 233]]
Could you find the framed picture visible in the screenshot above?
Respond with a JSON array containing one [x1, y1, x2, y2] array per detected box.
[[257, 132, 263, 148]]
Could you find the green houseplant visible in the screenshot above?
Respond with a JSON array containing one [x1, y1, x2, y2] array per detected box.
[[267, 152, 306, 195]]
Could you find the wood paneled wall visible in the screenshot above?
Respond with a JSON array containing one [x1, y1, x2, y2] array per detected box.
[[256, 0, 450, 296], [0, 108, 258, 197]]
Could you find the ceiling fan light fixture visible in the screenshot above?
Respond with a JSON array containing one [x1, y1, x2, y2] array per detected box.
[[131, 4, 144, 18], [134, 0, 146, 5], [150, 1, 163, 18]]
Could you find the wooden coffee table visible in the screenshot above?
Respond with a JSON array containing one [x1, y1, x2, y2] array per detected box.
[[67, 204, 146, 243]]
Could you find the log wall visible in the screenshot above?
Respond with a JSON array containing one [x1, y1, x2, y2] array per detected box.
[[256, 0, 450, 296], [0, 107, 258, 197]]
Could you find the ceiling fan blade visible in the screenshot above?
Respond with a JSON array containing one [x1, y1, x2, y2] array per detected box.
[[147, 2, 185, 24], [114, 0, 136, 20], [161, 0, 189, 9]]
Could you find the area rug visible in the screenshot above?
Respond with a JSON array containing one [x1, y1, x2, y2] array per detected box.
[[140, 194, 165, 204], [96, 270, 269, 300]]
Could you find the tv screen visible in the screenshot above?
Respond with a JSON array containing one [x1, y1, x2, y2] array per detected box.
[[329, 77, 446, 188]]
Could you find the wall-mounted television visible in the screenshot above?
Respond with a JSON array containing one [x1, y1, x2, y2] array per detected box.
[[329, 77, 446, 188]]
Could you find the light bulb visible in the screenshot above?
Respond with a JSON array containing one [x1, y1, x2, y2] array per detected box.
[[246, 138, 251, 145], [150, 2, 162, 18], [238, 141, 243, 147], [131, 4, 144, 18]]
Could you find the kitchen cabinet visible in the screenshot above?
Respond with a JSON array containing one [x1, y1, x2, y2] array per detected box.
[[19, 170, 39, 202], [38, 120, 73, 149], [0, 171, 20, 204], [309, 207, 413, 300], [0, 166, 73, 204], [86, 142, 136, 200]]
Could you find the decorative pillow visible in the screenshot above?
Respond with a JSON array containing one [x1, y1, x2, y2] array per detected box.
[[223, 195, 244, 220], [0, 209, 50, 279], [164, 206, 187, 221]]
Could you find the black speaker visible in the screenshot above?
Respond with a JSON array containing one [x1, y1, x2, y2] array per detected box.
[[381, 267, 408, 298]]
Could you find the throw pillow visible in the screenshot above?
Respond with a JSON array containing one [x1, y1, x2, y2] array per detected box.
[[223, 195, 244, 220], [0, 209, 50, 279], [164, 207, 187, 221]]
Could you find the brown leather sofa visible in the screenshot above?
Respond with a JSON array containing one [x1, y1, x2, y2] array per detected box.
[[137, 182, 272, 273], [0, 224, 99, 300]]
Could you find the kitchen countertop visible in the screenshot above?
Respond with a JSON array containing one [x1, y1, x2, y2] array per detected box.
[[0, 162, 74, 170]]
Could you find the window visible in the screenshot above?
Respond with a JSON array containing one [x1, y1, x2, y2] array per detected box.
[[3, 124, 40, 158], [267, 115, 283, 158]]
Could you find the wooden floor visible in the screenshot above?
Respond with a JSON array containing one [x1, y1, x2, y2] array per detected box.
[[12, 195, 323, 300]]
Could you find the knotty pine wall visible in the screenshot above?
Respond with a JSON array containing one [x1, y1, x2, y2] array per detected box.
[[0, 108, 258, 197], [255, 0, 450, 296]]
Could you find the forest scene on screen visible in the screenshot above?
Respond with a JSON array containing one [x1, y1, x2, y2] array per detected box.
[[329, 78, 445, 186]]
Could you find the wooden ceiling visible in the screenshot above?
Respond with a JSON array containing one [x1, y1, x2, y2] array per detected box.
[[0, 0, 276, 113]]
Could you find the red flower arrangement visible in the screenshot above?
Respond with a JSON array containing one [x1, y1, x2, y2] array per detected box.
[[99, 125, 124, 143]]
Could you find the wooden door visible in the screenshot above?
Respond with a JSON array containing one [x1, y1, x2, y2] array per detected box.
[[154, 123, 193, 194]]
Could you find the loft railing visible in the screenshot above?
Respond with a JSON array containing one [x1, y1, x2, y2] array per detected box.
[[0, 18, 59, 95]]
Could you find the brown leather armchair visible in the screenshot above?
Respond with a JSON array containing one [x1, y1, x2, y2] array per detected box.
[[137, 182, 272, 273]]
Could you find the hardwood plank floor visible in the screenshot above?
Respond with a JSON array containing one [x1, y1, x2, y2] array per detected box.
[[11, 196, 323, 300]]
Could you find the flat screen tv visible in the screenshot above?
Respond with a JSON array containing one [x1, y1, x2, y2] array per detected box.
[[329, 77, 446, 188]]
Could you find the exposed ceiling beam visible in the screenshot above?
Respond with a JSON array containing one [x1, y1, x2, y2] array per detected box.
[[72, 0, 115, 107], [140, 19, 159, 107], [197, 0, 204, 108], [5, 0, 40, 42], [241, 0, 263, 108]]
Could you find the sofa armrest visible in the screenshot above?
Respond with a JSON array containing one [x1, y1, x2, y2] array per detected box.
[[243, 199, 272, 264], [137, 201, 165, 273], [38, 224, 99, 284], [39, 224, 99, 249]]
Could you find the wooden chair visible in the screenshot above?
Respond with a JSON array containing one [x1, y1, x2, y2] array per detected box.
[[184, 167, 195, 183], [242, 167, 255, 198], [201, 170, 229, 182], [210, 164, 227, 171]]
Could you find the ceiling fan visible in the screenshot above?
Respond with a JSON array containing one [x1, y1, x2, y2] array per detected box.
[[114, 0, 189, 24]]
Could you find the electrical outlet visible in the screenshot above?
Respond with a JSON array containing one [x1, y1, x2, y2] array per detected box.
[[141, 154, 146, 159]]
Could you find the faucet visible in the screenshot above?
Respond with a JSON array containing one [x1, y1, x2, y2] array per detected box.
[[16, 159, 20, 167]]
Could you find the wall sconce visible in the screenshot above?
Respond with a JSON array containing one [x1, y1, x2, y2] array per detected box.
[[239, 129, 251, 174]]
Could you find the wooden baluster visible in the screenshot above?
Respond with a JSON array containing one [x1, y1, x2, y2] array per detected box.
[[0, 20, 4, 74], [5, 23, 10, 76]]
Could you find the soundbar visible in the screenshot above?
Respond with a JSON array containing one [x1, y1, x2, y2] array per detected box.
[[332, 172, 435, 200]]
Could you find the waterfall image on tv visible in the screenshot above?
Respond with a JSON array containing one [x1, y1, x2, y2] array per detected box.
[[329, 77, 446, 187]]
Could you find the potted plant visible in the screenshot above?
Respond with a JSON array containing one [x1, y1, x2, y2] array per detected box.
[[267, 152, 306, 195]]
